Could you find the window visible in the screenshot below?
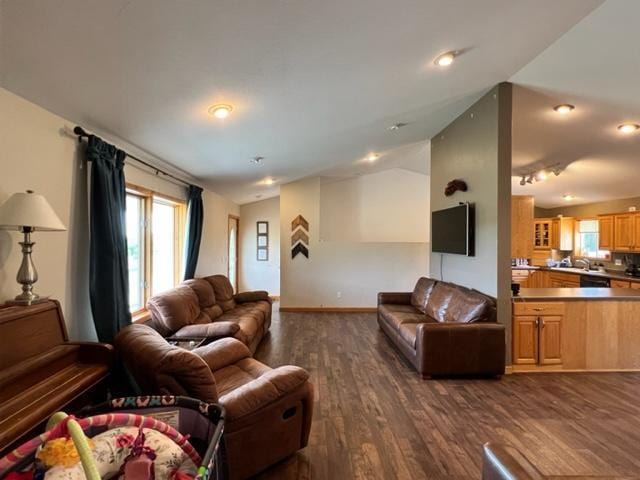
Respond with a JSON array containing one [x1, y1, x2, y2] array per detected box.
[[576, 219, 610, 260], [125, 185, 186, 313]]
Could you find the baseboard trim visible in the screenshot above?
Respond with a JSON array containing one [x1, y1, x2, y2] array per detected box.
[[279, 307, 377, 313]]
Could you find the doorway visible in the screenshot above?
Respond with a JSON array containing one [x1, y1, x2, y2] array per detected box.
[[228, 215, 239, 292]]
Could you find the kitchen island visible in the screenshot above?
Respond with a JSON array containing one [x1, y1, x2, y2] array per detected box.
[[511, 287, 640, 372]]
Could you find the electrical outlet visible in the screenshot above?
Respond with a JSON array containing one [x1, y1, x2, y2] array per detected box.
[[336, 291, 342, 299], [615, 259, 623, 266]]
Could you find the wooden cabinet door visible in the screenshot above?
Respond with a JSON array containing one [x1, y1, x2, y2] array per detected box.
[[511, 196, 534, 259], [513, 316, 538, 365], [614, 214, 634, 251], [631, 282, 640, 290], [634, 214, 640, 251], [611, 279, 631, 288], [599, 215, 614, 250], [551, 219, 560, 250], [539, 316, 562, 365]]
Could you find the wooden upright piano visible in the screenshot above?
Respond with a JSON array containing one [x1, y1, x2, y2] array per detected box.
[[0, 300, 113, 454]]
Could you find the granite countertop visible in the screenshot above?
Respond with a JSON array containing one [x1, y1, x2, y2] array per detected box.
[[512, 266, 640, 283], [514, 287, 640, 300]]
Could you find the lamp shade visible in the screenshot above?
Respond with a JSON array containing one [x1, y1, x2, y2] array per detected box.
[[0, 190, 66, 231]]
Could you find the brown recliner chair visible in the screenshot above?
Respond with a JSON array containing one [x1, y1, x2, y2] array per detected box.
[[116, 324, 314, 480], [378, 277, 505, 377]]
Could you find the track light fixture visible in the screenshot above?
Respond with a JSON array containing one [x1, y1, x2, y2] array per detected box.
[[518, 163, 564, 186], [519, 176, 526, 186]]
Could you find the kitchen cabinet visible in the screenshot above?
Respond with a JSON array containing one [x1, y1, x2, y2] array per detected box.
[[513, 302, 564, 366], [631, 281, 640, 290], [549, 271, 580, 288], [534, 220, 552, 249], [614, 214, 635, 251], [598, 215, 614, 250], [611, 279, 631, 288], [528, 270, 550, 288], [634, 214, 640, 250], [511, 196, 534, 259], [556, 217, 574, 251]]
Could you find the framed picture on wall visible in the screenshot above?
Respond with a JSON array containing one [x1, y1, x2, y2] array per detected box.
[[257, 221, 269, 261]]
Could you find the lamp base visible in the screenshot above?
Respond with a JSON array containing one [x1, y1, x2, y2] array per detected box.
[[6, 295, 49, 306]]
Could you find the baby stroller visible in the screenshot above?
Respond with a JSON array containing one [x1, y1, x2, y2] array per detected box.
[[0, 396, 226, 480]]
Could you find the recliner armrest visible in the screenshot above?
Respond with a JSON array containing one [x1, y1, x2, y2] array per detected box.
[[172, 321, 240, 340], [234, 290, 272, 304], [482, 443, 546, 480], [193, 337, 251, 371], [377, 292, 412, 305], [218, 365, 309, 420], [416, 322, 505, 376]]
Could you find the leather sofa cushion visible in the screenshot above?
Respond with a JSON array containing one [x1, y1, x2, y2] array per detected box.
[[426, 282, 492, 323], [411, 277, 436, 313], [205, 275, 236, 311], [398, 323, 419, 348], [182, 278, 216, 307], [147, 285, 203, 333], [215, 360, 309, 420], [172, 321, 240, 339], [202, 304, 224, 320], [115, 324, 218, 403], [378, 304, 425, 330]]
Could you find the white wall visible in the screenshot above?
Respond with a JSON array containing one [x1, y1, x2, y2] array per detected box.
[[320, 169, 429, 243], [238, 197, 280, 295], [280, 176, 429, 308], [0, 87, 238, 339]]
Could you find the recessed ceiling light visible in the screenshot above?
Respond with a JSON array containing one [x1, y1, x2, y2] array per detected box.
[[434, 51, 456, 67], [617, 123, 640, 134], [250, 156, 264, 165], [366, 153, 379, 162], [388, 122, 408, 131], [563, 194, 575, 201], [553, 104, 575, 114], [264, 177, 275, 186], [208, 104, 233, 119]]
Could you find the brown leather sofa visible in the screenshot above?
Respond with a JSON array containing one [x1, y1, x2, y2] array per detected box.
[[378, 277, 505, 377], [482, 443, 631, 479], [146, 274, 272, 354], [116, 324, 314, 480]]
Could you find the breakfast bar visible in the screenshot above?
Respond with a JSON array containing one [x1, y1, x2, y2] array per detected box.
[[512, 287, 640, 372]]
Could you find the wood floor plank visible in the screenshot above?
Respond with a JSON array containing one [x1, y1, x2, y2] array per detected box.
[[253, 306, 640, 479]]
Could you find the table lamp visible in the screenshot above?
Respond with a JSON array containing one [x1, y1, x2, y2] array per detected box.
[[0, 190, 66, 305]]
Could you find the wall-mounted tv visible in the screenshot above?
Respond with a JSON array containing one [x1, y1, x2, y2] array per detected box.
[[431, 203, 475, 256]]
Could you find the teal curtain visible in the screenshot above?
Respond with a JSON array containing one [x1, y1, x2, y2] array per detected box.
[[183, 185, 204, 280], [87, 135, 131, 343]]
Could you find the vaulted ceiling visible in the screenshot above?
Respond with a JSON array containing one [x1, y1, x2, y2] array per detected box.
[[511, 0, 640, 208], [1, 0, 602, 203]]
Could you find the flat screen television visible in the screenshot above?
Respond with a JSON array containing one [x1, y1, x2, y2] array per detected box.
[[431, 203, 475, 256]]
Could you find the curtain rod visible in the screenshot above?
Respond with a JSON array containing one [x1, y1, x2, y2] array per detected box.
[[73, 126, 191, 188]]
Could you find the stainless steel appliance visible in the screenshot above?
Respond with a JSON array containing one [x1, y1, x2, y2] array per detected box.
[[580, 274, 611, 288]]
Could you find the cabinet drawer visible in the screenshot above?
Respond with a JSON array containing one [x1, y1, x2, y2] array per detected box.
[[611, 279, 631, 288], [513, 302, 565, 316]]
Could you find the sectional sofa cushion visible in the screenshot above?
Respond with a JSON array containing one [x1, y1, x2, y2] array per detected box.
[[425, 282, 491, 324], [205, 275, 237, 311], [182, 278, 223, 320], [410, 277, 437, 313], [146, 285, 209, 334]]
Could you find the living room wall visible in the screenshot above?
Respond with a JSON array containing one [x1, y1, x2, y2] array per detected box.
[[238, 197, 280, 295], [429, 83, 512, 337], [0, 87, 239, 339], [280, 175, 429, 308]]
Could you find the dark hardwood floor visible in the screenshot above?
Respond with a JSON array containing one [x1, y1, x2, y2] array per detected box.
[[253, 305, 640, 479]]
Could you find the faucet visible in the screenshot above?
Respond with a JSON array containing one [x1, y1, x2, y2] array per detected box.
[[575, 258, 591, 271]]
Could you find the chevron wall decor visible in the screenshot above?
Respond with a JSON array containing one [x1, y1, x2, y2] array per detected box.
[[291, 214, 309, 259]]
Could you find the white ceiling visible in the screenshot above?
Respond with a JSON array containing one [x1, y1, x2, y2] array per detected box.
[[510, 0, 640, 208], [0, 0, 601, 204]]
